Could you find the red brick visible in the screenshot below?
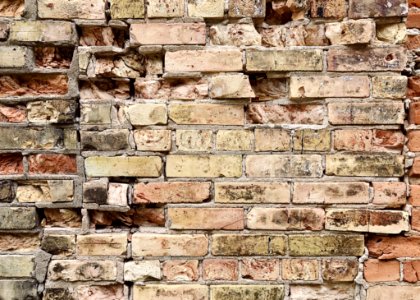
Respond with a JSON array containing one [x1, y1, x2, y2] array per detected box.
[[202, 259, 238, 281], [410, 157, 420, 176], [367, 236, 420, 259], [408, 10, 420, 28], [408, 76, 420, 97], [364, 259, 400, 282], [410, 185, 420, 206], [372, 182, 406, 208], [412, 209, 420, 231], [406, 35, 420, 50], [162, 260, 199, 281], [410, 102, 420, 124], [0, 153, 23, 174], [0, 105, 26, 123], [408, 131, 420, 151], [241, 258, 280, 281], [403, 261, 420, 282], [28, 154, 77, 174]]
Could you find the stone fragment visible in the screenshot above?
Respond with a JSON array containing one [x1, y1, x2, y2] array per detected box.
[[124, 260, 161, 281], [210, 24, 261, 46], [377, 23, 406, 44], [92, 54, 146, 78], [80, 26, 123, 46], [163, 260, 199, 281], [10, 21, 76, 44], [166, 155, 242, 178], [80, 80, 130, 100], [109, 0, 144, 18], [85, 156, 162, 177], [325, 20, 374, 44], [76, 285, 125, 300], [134, 129, 171, 151], [41, 234, 75, 256], [43, 208, 81, 228], [48, 260, 118, 281], [260, 24, 328, 47], [17, 180, 73, 202], [209, 74, 255, 98], [134, 182, 210, 203], [170, 104, 244, 125], [215, 182, 290, 203], [81, 129, 129, 151], [132, 233, 208, 257], [0, 180, 15, 202]]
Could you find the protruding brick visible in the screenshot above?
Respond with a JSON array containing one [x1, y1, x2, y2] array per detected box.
[[124, 104, 167, 126], [364, 259, 400, 282], [85, 156, 162, 177], [372, 76, 407, 99], [81, 129, 130, 151], [17, 180, 73, 203], [42, 234, 75, 256], [0, 46, 27, 68], [209, 74, 255, 99], [124, 260, 161, 282], [215, 182, 290, 203]]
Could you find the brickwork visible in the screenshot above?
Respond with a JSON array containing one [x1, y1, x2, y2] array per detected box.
[[0, 0, 416, 299]]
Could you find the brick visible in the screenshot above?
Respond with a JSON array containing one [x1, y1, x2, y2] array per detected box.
[[251, 78, 288, 100], [411, 185, 420, 206], [406, 35, 420, 50], [0, 233, 39, 252], [35, 46, 73, 69], [0, 180, 15, 202], [80, 103, 111, 125], [135, 78, 208, 100], [372, 182, 406, 207], [293, 129, 330, 151], [124, 103, 167, 126], [228, 0, 265, 17], [124, 260, 161, 281], [0, 0, 24, 17], [410, 102, 420, 124], [80, 80, 130, 100], [408, 131, 420, 151], [349, 0, 408, 18], [289, 75, 370, 98], [247, 208, 325, 230], [134, 129, 171, 151], [209, 74, 255, 98], [41, 234, 75, 256], [364, 259, 400, 282], [255, 129, 290, 151], [134, 285, 208, 300], [176, 130, 213, 151], [211, 285, 284, 300], [76, 233, 127, 256], [107, 182, 129, 206], [93, 54, 146, 78], [369, 210, 409, 234], [377, 23, 406, 44], [109, 0, 144, 18], [85, 156, 162, 177], [245, 155, 323, 178], [76, 285, 125, 300], [326, 154, 404, 177], [0, 22, 8, 40], [367, 236, 420, 259], [0, 46, 27, 68], [260, 24, 328, 47], [325, 209, 369, 232], [0, 74, 68, 97], [165, 49, 243, 72], [327, 47, 407, 71], [203, 259, 238, 281], [27, 100, 76, 124], [188, 0, 224, 17], [310, 0, 346, 18], [0, 281, 37, 300], [282, 259, 319, 281], [0, 207, 37, 230], [215, 182, 290, 203], [17, 180, 73, 203], [0, 127, 63, 150], [216, 130, 252, 151], [241, 258, 280, 280], [372, 76, 407, 99], [289, 234, 364, 256], [166, 155, 242, 178], [170, 104, 244, 125], [325, 20, 374, 44], [132, 233, 208, 257], [246, 49, 322, 71], [10, 21, 76, 44], [38, 0, 105, 19], [48, 260, 119, 281], [148, 0, 184, 17], [367, 286, 420, 300], [163, 260, 199, 281], [210, 24, 261, 46], [134, 182, 210, 203], [248, 103, 325, 124], [403, 261, 420, 282], [81, 129, 130, 151], [0, 104, 26, 123], [43, 208, 82, 228], [168, 208, 244, 230], [322, 259, 358, 282], [0, 153, 23, 175], [0, 255, 34, 278], [28, 154, 76, 174], [130, 23, 205, 45], [290, 284, 355, 300], [413, 209, 420, 230], [212, 234, 270, 256], [328, 102, 404, 125]]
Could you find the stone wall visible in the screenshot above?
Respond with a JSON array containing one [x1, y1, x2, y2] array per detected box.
[[0, 0, 418, 299]]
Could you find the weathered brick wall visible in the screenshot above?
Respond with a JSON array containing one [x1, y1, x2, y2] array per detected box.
[[0, 0, 417, 299]]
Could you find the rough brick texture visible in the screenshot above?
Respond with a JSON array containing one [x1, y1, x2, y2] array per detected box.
[[0, 0, 414, 298]]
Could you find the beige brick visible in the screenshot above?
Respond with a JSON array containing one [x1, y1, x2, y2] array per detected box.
[[372, 182, 406, 208], [38, 0, 105, 19], [322, 259, 358, 282], [85, 156, 162, 177], [282, 259, 319, 281], [328, 102, 404, 125], [245, 155, 323, 178], [132, 233, 208, 257], [0, 46, 27, 68], [228, 0, 266, 17], [255, 129, 290, 151], [293, 129, 330, 151], [290, 284, 355, 300], [327, 47, 407, 71], [366, 286, 420, 300], [210, 24, 261, 46], [124, 104, 167, 126], [165, 49, 243, 72], [247, 208, 325, 230], [289, 234, 364, 256], [147, 0, 184, 17], [134, 129, 172, 151], [349, 0, 407, 18], [216, 130, 252, 151], [188, 0, 224, 17], [377, 23, 406, 44], [41, 234, 75, 256], [48, 260, 119, 281], [0, 255, 34, 278], [325, 20, 374, 44], [326, 154, 404, 177], [290, 75, 370, 98], [10, 21, 76, 44], [16, 180, 73, 203], [215, 182, 290, 203], [0, 281, 37, 300], [124, 260, 161, 281], [372, 76, 407, 99], [212, 234, 270, 256], [134, 285, 208, 300], [310, 0, 346, 18], [246, 49, 323, 71], [211, 285, 284, 300], [293, 182, 370, 204], [0, 207, 37, 230], [109, 0, 144, 18], [176, 130, 213, 151], [80, 103, 111, 125], [369, 210, 409, 234], [162, 260, 199, 281], [134, 182, 211, 203], [209, 74, 255, 99], [241, 258, 280, 280], [168, 208, 244, 230], [130, 23, 206, 45], [166, 155, 242, 178], [325, 209, 369, 232], [170, 104, 244, 125], [0, 127, 64, 150], [76, 233, 127, 256], [81, 129, 130, 151], [203, 259, 238, 281]]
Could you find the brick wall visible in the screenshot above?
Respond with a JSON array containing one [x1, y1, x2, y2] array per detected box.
[[0, 0, 417, 299]]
